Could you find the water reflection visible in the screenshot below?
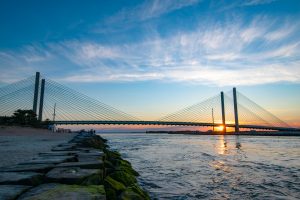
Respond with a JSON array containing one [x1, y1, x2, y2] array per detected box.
[[102, 133, 300, 200], [235, 140, 241, 149], [216, 135, 243, 155], [217, 135, 228, 155], [235, 136, 242, 154]]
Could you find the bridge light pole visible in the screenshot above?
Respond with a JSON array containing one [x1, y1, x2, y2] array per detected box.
[[221, 91, 226, 133], [33, 72, 40, 114], [212, 108, 215, 132], [52, 103, 56, 122], [38, 79, 45, 121], [233, 87, 239, 133], [52, 103, 56, 132]]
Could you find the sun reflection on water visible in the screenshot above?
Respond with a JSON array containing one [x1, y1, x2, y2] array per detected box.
[[217, 135, 228, 155]]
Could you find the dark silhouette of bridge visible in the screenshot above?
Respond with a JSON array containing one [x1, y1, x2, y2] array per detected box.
[[1, 72, 299, 132]]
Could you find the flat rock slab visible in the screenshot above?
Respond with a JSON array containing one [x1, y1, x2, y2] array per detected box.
[[72, 134, 94, 140], [0, 185, 31, 200], [18, 183, 106, 200], [56, 143, 78, 149], [0, 164, 55, 173], [74, 148, 100, 152], [77, 151, 104, 157], [39, 151, 80, 156], [19, 156, 77, 165], [0, 172, 43, 186], [71, 137, 92, 142], [56, 160, 103, 169], [46, 167, 99, 184], [77, 156, 102, 163], [51, 146, 75, 151], [57, 142, 77, 146]]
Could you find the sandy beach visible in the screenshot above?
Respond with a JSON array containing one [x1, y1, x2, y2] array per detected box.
[[0, 126, 76, 168]]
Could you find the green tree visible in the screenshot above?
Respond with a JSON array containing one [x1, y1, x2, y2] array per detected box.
[[13, 109, 38, 125]]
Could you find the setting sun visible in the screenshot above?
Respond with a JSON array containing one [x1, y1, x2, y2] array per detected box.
[[215, 125, 224, 132]]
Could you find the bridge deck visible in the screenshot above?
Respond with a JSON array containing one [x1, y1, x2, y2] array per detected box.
[[53, 120, 300, 132]]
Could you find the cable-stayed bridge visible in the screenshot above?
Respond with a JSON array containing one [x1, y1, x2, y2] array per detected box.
[[1, 72, 299, 132]]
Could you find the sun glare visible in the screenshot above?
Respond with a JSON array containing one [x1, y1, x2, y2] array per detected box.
[[216, 125, 224, 132]]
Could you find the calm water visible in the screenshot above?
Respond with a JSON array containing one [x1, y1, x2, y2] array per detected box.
[[101, 133, 300, 200]]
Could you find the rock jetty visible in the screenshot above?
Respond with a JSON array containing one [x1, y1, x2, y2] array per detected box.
[[0, 131, 150, 200]]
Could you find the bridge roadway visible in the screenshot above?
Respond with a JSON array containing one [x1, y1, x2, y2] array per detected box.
[[53, 120, 300, 132]]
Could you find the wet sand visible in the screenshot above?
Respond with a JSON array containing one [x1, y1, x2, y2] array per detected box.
[[0, 126, 76, 168]]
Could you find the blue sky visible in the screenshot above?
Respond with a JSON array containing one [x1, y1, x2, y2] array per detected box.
[[0, 0, 300, 126]]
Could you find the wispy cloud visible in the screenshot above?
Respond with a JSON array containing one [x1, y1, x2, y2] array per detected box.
[[243, 0, 278, 6], [60, 15, 300, 86], [265, 23, 297, 41], [0, 45, 63, 83], [1, 13, 300, 86], [110, 0, 200, 22], [0, 45, 53, 83], [214, 0, 278, 11], [21, 45, 52, 63], [94, 0, 201, 33]]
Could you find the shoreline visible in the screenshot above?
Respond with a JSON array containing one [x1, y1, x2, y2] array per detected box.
[[0, 127, 150, 199], [0, 126, 76, 168]]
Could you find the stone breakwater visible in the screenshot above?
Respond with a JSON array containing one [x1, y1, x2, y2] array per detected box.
[[0, 132, 150, 200]]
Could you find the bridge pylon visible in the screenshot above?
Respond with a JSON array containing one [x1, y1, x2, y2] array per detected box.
[[38, 79, 45, 121], [220, 91, 226, 133], [233, 87, 239, 132], [32, 72, 40, 114]]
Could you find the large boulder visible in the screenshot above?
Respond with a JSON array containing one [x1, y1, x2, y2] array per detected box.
[[0, 172, 43, 186], [105, 188, 117, 200], [57, 143, 77, 148], [75, 147, 101, 153], [119, 184, 150, 200], [0, 164, 55, 173], [0, 185, 31, 200], [45, 167, 100, 184], [51, 146, 75, 151], [104, 176, 126, 192], [104, 150, 121, 159], [77, 156, 103, 163], [77, 135, 107, 150], [56, 160, 103, 169], [19, 156, 77, 165], [76, 152, 104, 162], [108, 171, 137, 187], [39, 151, 80, 156], [115, 164, 139, 177], [77, 151, 104, 157], [18, 183, 106, 200]]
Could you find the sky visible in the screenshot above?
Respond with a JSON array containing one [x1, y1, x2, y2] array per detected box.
[[0, 0, 300, 128]]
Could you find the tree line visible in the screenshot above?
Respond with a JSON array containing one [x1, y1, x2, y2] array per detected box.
[[0, 109, 50, 127]]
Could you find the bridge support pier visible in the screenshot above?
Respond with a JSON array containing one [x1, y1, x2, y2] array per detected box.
[[38, 79, 45, 121], [33, 72, 40, 114], [233, 87, 239, 133], [221, 92, 226, 133]]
